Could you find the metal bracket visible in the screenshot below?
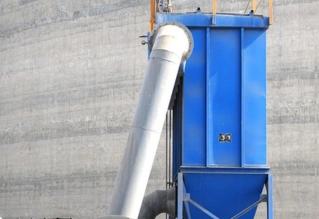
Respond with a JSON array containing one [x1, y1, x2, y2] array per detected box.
[[188, 198, 220, 219], [230, 195, 267, 219], [212, 15, 216, 25]]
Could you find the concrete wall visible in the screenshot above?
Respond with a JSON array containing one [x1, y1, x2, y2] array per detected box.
[[266, 0, 319, 217], [0, 1, 155, 218], [0, 0, 318, 218]]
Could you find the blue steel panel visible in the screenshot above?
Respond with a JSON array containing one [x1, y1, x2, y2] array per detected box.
[[242, 29, 267, 166], [187, 204, 211, 219], [156, 13, 269, 28], [241, 28, 246, 167], [207, 29, 241, 166], [184, 173, 267, 219], [183, 28, 206, 166], [212, 14, 269, 28], [205, 27, 211, 167]]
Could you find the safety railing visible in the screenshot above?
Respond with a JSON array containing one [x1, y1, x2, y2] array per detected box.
[[150, 0, 273, 31], [212, 0, 273, 24]]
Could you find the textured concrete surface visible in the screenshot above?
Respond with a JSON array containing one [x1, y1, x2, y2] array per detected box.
[[0, 0, 318, 218]]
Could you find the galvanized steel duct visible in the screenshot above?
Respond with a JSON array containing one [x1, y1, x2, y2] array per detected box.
[[106, 23, 193, 219]]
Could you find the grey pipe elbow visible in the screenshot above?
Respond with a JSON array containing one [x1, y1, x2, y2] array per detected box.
[[138, 187, 176, 219]]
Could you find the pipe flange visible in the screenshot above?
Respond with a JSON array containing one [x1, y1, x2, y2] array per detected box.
[[149, 22, 194, 63]]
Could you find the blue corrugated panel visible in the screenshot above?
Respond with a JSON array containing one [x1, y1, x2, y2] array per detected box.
[[242, 29, 267, 166], [207, 28, 242, 166], [183, 27, 206, 166]]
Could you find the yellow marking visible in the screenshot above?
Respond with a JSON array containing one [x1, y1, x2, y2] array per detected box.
[[213, 0, 217, 15], [150, 0, 156, 31], [252, 0, 257, 13], [269, 0, 273, 24]]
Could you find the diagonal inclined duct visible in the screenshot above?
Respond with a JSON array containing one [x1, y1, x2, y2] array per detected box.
[[104, 22, 193, 219]]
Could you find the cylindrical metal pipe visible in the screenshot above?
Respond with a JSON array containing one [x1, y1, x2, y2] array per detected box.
[[107, 23, 193, 219]]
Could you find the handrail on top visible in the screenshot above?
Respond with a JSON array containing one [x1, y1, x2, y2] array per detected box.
[[150, 0, 273, 31], [213, 0, 273, 24]]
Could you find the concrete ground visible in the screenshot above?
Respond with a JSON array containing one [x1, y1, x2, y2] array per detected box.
[[0, 0, 318, 218]]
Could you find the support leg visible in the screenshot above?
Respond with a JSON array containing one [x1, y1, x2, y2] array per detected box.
[[178, 173, 183, 219], [266, 174, 274, 219]]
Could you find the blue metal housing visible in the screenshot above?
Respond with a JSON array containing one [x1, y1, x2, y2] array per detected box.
[[156, 12, 273, 219]]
